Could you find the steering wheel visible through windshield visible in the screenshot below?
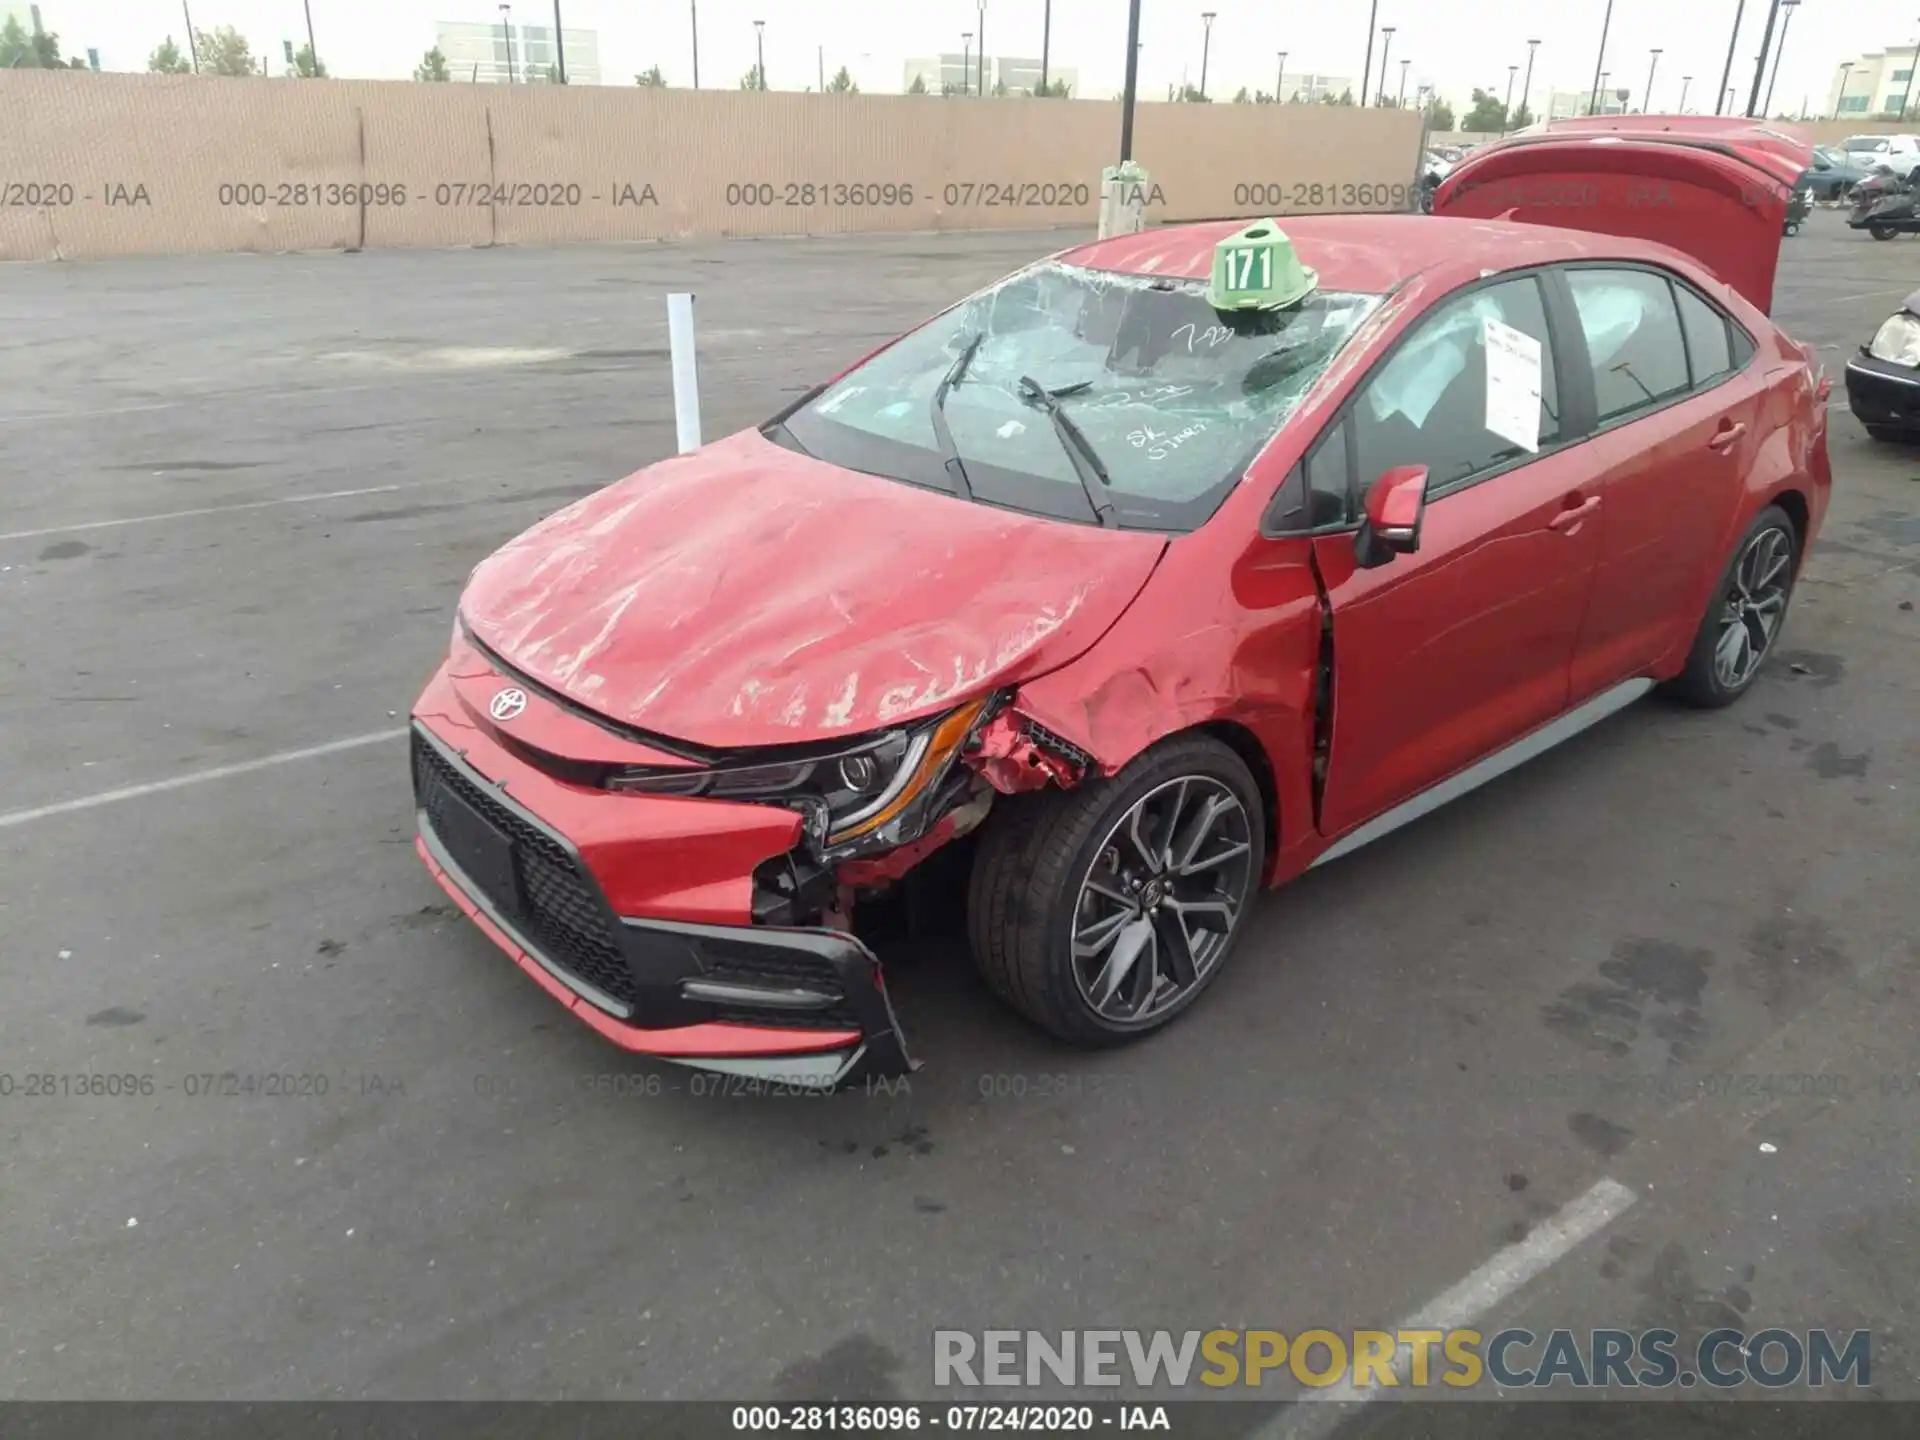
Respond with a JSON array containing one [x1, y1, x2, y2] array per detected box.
[[772, 261, 1380, 531]]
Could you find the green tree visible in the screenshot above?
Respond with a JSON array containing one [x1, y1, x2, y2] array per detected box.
[[634, 63, 664, 86], [1508, 103, 1534, 129], [1462, 87, 1507, 131], [906, 72, 928, 94], [1427, 97, 1456, 131], [194, 25, 257, 76], [1032, 76, 1069, 97], [1319, 86, 1355, 106], [1176, 82, 1210, 102], [1, 14, 68, 67], [739, 63, 766, 90], [825, 64, 857, 93], [287, 42, 325, 77], [149, 34, 193, 71], [1232, 85, 1251, 103], [991, 76, 1008, 96], [415, 46, 451, 81], [940, 79, 963, 95]]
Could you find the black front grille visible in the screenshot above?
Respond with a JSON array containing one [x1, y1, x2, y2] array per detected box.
[[413, 732, 638, 1009]]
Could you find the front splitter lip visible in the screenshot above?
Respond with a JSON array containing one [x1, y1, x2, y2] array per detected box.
[[415, 833, 915, 1090]]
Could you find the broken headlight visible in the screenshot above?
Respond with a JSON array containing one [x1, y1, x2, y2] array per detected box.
[[606, 695, 993, 849], [1869, 313, 1920, 367]]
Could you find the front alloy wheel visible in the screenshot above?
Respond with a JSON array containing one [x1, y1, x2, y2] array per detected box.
[[1071, 777, 1254, 1024], [968, 734, 1265, 1046]]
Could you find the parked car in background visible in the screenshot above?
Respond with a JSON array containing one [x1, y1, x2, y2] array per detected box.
[[1845, 290, 1920, 440], [1841, 133, 1920, 182], [1806, 145, 1871, 201]]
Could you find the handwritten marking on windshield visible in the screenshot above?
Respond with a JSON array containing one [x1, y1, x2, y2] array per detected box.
[[1128, 421, 1207, 461], [1172, 322, 1235, 353], [1091, 383, 1197, 409]]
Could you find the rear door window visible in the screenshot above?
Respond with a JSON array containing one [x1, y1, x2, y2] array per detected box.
[[1673, 283, 1734, 386], [1567, 269, 1691, 423]]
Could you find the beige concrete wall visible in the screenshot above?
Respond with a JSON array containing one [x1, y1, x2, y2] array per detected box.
[[0, 72, 1428, 261]]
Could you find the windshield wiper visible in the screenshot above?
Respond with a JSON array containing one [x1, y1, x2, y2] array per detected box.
[[930, 332, 985, 501], [1017, 375, 1116, 528]]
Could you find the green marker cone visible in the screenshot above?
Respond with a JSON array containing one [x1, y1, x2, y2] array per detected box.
[[1208, 220, 1318, 311]]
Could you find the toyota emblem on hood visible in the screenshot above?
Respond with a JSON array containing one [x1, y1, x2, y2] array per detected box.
[[489, 687, 528, 722]]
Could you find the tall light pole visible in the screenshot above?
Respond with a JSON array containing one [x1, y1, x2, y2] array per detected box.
[[1598, 72, 1610, 115], [499, 3, 515, 83], [1832, 61, 1852, 119], [1764, 0, 1800, 116], [181, 0, 197, 68], [1119, 0, 1142, 159], [1199, 11, 1216, 99], [1645, 48, 1661, 113], [1745, 0, 1783, 115], [1898, 18, 1920, 121], [301, 0, 318, 75], [1399, 58, 1411, 107], [1040, 0, 1051, 93], [1361, 0, 1381, 116], [689, 0, 699, 87], [551, 0, 566, 82], [1589, 0, 1615, 117], [961, 31, 972, 95], [1679, 74, 1693, 111], [817, 44, 823, 91], [1520, 38, 1540, 127], [977, 1, 986, 96], [1377, 26, 1396, 105], [1503, 63, 1518, 129], [1716, 0, 1746, 114], [1276, 50, 1287, 102], [753, 18, 764, 89], [1725, 84, 1737, 111]]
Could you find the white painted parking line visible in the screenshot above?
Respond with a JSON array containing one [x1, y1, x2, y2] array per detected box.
[[0, 480, 461, 543], [1254, 1177, 1640, 1439], [0, 728, 409, 831]]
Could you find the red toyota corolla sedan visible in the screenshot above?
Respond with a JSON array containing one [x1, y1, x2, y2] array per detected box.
[[411, 119, 1831, 1087]]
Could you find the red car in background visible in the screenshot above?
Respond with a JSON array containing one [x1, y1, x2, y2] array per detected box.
[[411, 118, 1831, 1087]]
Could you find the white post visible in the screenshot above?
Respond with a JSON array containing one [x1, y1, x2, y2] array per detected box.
[[667, 291, 702, 454]]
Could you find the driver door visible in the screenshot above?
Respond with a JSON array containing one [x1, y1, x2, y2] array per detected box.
[[1310, 272, 1604, 843]]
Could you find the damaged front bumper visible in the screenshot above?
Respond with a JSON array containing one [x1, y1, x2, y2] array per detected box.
[[411, 721, 916, 1089]]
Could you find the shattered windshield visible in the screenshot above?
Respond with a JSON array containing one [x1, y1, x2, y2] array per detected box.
[[775, 261, 1380, 531]]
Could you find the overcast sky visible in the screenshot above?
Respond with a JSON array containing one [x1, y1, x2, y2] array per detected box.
[[39, 0, 1920, 112]]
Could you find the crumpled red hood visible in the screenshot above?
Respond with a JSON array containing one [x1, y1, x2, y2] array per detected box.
[[459, 429, 1168, 749]]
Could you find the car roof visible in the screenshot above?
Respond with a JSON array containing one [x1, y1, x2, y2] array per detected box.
[[1056, 214, 1708, 295]]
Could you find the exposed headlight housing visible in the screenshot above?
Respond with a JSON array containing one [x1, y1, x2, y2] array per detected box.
[[1869, 312, 1920, 367], [606, 695, 997, 851]]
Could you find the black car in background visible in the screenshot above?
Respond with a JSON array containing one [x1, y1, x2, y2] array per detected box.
[[1845, 288, 1920, 441]]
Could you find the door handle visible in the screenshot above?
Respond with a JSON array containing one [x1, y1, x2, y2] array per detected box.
[[1548, 495, 1601, 532], [1708, 421, 1748, 451]]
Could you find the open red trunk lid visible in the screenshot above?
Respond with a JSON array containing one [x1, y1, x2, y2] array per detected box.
[[1433, 116, 1815, 314]]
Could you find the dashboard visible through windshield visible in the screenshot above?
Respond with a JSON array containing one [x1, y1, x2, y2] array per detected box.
[[772, 261, 1380, 532]]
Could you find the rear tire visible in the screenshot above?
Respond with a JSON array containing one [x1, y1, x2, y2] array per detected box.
[[967, 734, 1264, 1047], [1870, 223, 1900, 240], [1664, 505, 1799, 709], [1865, 423, 1912, 443]]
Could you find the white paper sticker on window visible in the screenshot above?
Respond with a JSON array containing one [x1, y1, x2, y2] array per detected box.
[[1483, 317, 1542, 454]]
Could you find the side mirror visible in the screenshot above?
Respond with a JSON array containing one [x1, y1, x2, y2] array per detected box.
[[1354, 466, 1428, 568]]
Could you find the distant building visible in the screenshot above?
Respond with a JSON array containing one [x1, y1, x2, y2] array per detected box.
[[1279, 72, 1357, 104], [1543, 87, 1630, 119], [1829, 45, 1920, 119], [436, 19, 601, 84], [903, 53, 1076, 95]]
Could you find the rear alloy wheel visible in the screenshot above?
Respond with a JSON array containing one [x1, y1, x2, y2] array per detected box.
[[1666, 505, 1798, 708], [967, 735, 1263, 1046]]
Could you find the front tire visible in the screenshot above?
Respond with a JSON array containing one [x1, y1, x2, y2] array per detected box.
[[1870, 223, 1900, 240], [967, 734, 1264, 1047], [1865, 423, 1913, 443], [1665, 505, 1799, 709]]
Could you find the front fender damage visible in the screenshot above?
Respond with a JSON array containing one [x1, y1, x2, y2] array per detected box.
[[964, 707, 1093, 793]]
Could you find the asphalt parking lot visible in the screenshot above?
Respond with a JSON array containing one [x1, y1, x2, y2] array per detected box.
[[1, 212, 1916, 1419]]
